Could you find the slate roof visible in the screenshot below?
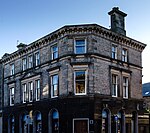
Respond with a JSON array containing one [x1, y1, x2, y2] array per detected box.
[[142, 82, 150, 97]]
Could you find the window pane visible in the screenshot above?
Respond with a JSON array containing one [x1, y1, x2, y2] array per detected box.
[[36, 80, 40, 101], [51, 75, 58, 97], [35, 52, 40, 66], [51, 45, 58, 59], [112, 75, 117, 97], [75, 71, 86, 94], [76, 46, 85, 54], [76, 40, 85, 46], [75, 39, 85, 54]]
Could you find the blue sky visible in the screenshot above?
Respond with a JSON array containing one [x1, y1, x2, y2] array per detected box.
[[0, 0, 150, 83]]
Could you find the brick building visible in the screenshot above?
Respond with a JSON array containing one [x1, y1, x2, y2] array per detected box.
[[1, 7, 148, 133]]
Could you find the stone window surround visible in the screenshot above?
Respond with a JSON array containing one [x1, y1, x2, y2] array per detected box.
[[49, 69, 59, 98], [21, 75, 41, 103], [51, 44, 58, 60], [73, 65, 88, 95], [111, 69, 130, 98], [122, 48, 128, 62], [112, 44, 117, 59], [8, 83, 15, 106], [10, 63, 15, 75], [74, 37, 87, 54]]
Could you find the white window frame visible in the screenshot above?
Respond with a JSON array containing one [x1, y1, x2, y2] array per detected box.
[[28, 55, 33, 68], [35, 79, 40, 101], [122, 48, 127, 62], [10, 64, 15, 75], [112, 74, 118, 97], [51, 44, 58, 60], [123, 76, 129, 99], [74, 39, 86, 54], [10, 87, 14, 106], [51, 74, 59, 98], [29, 82, 33, 102], [22, 58, 27, 71], [73, 65, 88, 95], [73, 118, 89, 133], [22, 83, 27, 103], [49, 69, 59, 98], [112, 45, 117, 59], [35, 52, 40, 66]]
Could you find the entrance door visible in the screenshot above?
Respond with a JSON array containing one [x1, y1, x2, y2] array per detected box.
[[73, 119, 89, 133]]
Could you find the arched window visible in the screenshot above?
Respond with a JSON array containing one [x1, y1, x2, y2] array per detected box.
[[35, 112, 42, 133], [22, 114, 27, 133], [49, 109, 59, 133], [8, 115, 15, 133], [117, 110, 125, 133], [102, 109, 110, 133]]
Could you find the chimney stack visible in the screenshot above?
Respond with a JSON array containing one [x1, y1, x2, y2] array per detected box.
[[17, 43, 27, 50], [108, 7, 127, 35]]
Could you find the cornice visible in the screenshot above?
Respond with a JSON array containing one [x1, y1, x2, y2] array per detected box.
[[1, 24, 146, 64]]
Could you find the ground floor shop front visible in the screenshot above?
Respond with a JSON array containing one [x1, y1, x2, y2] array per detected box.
[[3, 95, 149, 133]]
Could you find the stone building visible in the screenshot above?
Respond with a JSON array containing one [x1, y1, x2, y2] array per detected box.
[[1, 7, 148, 133]]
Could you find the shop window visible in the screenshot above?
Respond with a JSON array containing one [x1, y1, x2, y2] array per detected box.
[[117, 111, 125, 133], [8, 115, 15, 133], [21, 113, 33, 133], [49, 109, 59, 133], [102, 109, 109, 133], [35, 112, 42, 133], [74, 39, 86, 54]]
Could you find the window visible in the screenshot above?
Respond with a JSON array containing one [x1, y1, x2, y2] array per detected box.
[[10, 64, 15, 75], [74, 70, 87, 95], [35, 79, 40, 101], [28, 55, 33, 68], [74, 39, 86, 54], [29, 82, 33, 102], [35, 112, 42, 132], [10, 87, 14, 106], [102, 109, 109, 133], [112, 74, 118, 97], [21, 114, 33, 133], [112, 45, 117, 59], [8, 115, 15, 133], [51, 110, 59, 132], [51, 44, 58, 60], [35, 52, 40, 66], [51, 75, 59, 98], [123, 77, 128, 98], [22, 58, 27, 71], [22, 84, 27, 103], [122, 49, 127, 62]]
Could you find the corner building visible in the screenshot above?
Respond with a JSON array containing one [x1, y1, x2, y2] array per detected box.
[[2, 7, 148, 133]]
